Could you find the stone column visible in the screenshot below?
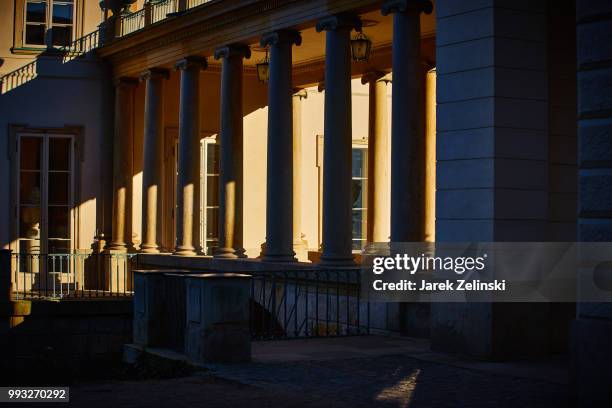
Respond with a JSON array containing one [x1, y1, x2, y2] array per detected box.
[[292, 89, 308, 258], [174, 57, 207, 256], [424, 67, 436, 242], [140, 68, 169, 254], [107, 77, 138, 252], [316, 14, 362, 267], [382, 0, 432, 243], [362, 71, 391, 243], [213, 44, 250, 259], [261, 31, 302, 262]]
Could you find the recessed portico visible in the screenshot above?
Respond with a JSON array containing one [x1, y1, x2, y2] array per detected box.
[[100, 0, 436, 265]]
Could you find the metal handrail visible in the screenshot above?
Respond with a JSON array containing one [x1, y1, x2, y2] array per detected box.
[[0, 29, 101, 94], [121, 9, 146, 36], [59, 29, 101, 57], [151, 0, 178, 24], [11, 252, 138, 300]]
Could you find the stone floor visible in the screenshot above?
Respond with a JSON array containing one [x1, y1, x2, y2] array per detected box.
[[32, 336, 570, 408]]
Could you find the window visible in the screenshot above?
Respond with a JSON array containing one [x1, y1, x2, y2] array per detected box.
[[201, 138, 220, 255], [351, 146, 368, 250], [24, 0, 75, 47], [17, 133, 75, 255]]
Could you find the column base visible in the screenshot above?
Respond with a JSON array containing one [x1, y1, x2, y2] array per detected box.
[[213, 247, 247, 259], [173, 245, 196, 257], [139, 244, 160, 254], [105, 242, 129, 252], [318, 254, 355, 268]]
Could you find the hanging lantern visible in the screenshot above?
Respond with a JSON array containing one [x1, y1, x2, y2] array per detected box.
[[256, 49, 270, 84], [350, 32, 372, 62]]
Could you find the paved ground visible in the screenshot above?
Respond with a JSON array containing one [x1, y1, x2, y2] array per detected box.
[[25, 336, 570, 408]]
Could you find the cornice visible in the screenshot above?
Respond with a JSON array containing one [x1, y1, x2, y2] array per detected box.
[[97, 0, 383, 77]]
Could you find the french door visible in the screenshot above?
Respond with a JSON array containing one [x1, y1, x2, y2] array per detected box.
[[17, 133, 75, 255]]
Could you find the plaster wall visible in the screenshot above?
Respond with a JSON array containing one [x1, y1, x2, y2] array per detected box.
[[0, 53, 111, 251]]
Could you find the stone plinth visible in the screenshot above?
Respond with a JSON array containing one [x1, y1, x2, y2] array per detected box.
[[133, 269, 189, 347], [184, 273, 251, 363]]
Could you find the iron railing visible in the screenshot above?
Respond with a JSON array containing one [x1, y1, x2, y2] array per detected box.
[[121, 9, 146, 36], [0, 29, 101, 94], [188, 0, 211, 8], [59, 29, 101, 59], [250, 269, 370, 340], [11, 252, 138, 300], [152, 0, 178, 24]]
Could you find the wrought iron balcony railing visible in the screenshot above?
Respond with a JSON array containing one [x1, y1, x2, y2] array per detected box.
[[10, 252, 139, 300], [0, 0, 214, 94]]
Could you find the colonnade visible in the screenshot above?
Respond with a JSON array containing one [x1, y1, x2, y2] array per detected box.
[[107, 0, 432, 266]]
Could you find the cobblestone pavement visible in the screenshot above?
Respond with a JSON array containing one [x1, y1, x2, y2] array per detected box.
[[44, 353, 568, 408]]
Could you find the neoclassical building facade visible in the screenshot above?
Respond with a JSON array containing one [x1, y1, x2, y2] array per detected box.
[[1, 0, 611, 404]]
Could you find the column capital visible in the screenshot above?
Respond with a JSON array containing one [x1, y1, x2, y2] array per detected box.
[[361, 71, 387, 85], [140, 67, 170, 82], [113, 76, 139, 88], [175, 56, 208, 71], [293, 89, 308, 100], [214, 44, 251, 60], [260, 30, 302, 47], [382, 0, 433, 16], [316, 13, 362, 33]]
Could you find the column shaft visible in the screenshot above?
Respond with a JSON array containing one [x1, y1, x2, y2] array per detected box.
[[140, 68, 169, 253], [107, 77, 138, 252], [316, 14, 361, 266], [174, 57, 207, 256], [383, 0, 431, 242], [262, 31, 301, 262], [292, 90, 308, 258], [214, 45, 250, 258], [363, 73, 390, 243], [424, 68, 436, 242]]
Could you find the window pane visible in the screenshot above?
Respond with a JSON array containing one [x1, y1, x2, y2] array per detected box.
[[20, 172, 41, 205], [51, 25, 72, 46], [205, 207, 219, 239], [352, 209, 366, 241], [352, 149, 366, 178], [19, 206, 41, 239], [26, 2, 47, 23], [206, 143, 220, 174], [20, 137, 42, 170], [206, 176, 219, 206], [352, 179, 366, 208], [25, 24, 45, 45], [48, 239, 70, 255], [49, 173, 70, 205], [48, 206, 70, 239], [52, 3, 73, 24], [49, 138, 71, 171]]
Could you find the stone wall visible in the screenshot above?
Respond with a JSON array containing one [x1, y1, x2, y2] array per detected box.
[[432, 0, 576, 359], [572, 0, 612, 405], [0, 299, 132, 384]]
